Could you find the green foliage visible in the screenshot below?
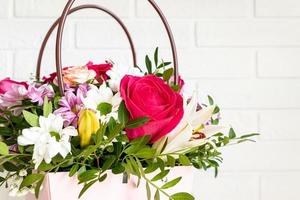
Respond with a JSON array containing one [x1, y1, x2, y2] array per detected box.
[[0, 142, 9, 155], [151, 170, 170, 182], [146, 55, 153, 74], [20, 174, 45, 189], [126, 117, 150, 129], [161, 177, 182, 189], [97, 102, 112, 116], [23, 110, 39, 127], [163, 68, 174, 82], [43, 96, 53, 117], [171, 192, 195, 200], [118, 101, 129, 126]]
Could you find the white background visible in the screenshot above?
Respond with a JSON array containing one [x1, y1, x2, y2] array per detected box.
[[1, 0, 300, 200]]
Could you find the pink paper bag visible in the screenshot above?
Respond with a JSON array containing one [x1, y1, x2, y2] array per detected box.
[[26, 166, 194, 200]]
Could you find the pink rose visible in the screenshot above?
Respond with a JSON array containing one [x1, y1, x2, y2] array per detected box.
[[43, 62, 112, 85], [63, 66, 96, 86], [120, 75, 184, 143], [0, 78, 28, 95]]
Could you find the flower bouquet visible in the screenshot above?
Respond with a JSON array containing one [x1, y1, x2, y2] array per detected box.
[[0, 0, 258, 200]]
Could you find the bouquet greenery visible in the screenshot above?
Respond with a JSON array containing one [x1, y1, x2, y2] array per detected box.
[[0, 49, 258, 200]]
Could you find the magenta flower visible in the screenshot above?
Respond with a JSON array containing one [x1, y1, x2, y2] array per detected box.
[[26, 84, 55, 106], [0, 84, 28, 115], [54, 90, 83, 127]]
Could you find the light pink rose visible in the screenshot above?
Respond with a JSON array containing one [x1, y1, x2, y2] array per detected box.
[[63, 66, 96, 86], [0, 78, 28, 95], [43, 62, 112, 84], [120, 75, 184, 143]]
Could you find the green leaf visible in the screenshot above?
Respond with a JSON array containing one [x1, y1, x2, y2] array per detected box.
[[156, 157, 165, 171], [3, 162, 19, 172], [163, 68, 174, 82], [77, 166, 87, 176], [102, 156, 116, 171], [118, 101, 129, 126], [237, 139, 255, 144], [144, 163, 158, 174], [43, 96, 53, 117], [78, 170, 98, 183], [179, 155, 190, 166], [98, 173, 107, 182], [126, 117, 150, 129], [157, 62, 171, 69], [130, 135, 151, 145], [112, 163, 125, 174], [135, 147, 156, 159], [166, 155, 176, 167], [34, 175, 45, 198], [20, 174, 44, 189], [229, 128, 236, 139], [23, 110, 39, 127], [154, 189, 160, 200], [106, 123, 123, 142], [129, 156, 141, 177], [223, 136, 230, 145], [0, 177, 5, 182], [97, 102, 112, 116], [94, 126, 105, 145], [0, 142, 9, 155], [78, 180, 97, 199], [213, 106, 220, 114], [151, 170, 170, 182], [208, 95, 214, 105], [80, 145, 96, 159], [124, 145, 141, 155], [146, 182, 151, 200], [69, 164, 79, 177], [0, 128, 13, 136], [161, 177, 182, 189], [240, 133, 260, 139], [37, 162, 54, 171], [154, 47, 159, 67], [171, 192, 195, 200], [145, 55, 152, 74]]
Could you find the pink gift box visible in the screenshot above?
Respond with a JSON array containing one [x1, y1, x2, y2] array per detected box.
[[26, 166, 194, 200]]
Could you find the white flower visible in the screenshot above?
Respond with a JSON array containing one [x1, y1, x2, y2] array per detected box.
[[106, 64, 143, 92], [18, 114, 78, 169], [154, 92, 226, 155], [8, 175, 33, 197], [19, 169, 27, 177], [82, 84, 122, 123]]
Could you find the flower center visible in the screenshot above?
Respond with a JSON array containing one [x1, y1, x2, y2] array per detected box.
[[191, 132, 206, 140], [50, 132, 61, 141]]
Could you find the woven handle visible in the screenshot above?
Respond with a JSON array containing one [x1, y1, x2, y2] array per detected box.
[[36, 4, 136, 83], [39, 0, 179, 95]]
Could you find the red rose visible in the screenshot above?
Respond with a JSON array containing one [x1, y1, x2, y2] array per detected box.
[[86, 62, 112, 83], [43, 67, 68, 83], [120, 75, 184, 143], [0, 78, 28, 94]]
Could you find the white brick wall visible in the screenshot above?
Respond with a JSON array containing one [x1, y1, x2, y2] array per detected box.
[[0, 0, 299, 200]]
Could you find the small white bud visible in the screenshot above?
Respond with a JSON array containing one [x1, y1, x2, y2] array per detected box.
[[19, 169, 28, 177]]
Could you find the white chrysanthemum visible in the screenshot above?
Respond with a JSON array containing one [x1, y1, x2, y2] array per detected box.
[[8, 175, 34, 197], [106, 64, 143, 92], [17, 114, 78, 169], [82, 84, 122, 123]]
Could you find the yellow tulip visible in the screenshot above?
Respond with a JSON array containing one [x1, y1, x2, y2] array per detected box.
[[78, 109, 100, 148]]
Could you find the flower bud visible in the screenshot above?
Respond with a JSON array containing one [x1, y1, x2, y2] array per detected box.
[[78, 109, 100, 147]]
